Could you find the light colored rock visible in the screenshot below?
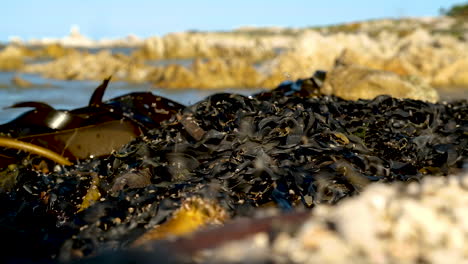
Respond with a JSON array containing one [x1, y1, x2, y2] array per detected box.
[[0, 46, 25, 71], [300, 172, 468, 264], [150, 64, 197, 89], [256, 30, 395, 87], [11, 75, 32, 88], [256, 27, 468, 89], [151, 58, 262, 89], [23, 50, 154, 82], [133, 31, 285, 62], [33, 43, 78, 59], [321, 59, 439, 102], [132, 36, 166, 60], [433, 58, 468, 87], [382, 30, 464, 81], [192, 58, 261, 88]]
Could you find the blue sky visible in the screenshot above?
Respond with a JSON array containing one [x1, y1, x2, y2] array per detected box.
[[0, 0, 463, 41]]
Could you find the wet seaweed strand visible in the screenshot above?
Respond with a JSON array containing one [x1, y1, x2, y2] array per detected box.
[[0, 136, 72, 165]]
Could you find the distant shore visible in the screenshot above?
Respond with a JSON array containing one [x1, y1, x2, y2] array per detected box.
[[1, 16, 467, 99]]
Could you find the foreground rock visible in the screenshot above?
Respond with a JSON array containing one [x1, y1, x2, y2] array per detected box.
[[200, 173, 468, 264]]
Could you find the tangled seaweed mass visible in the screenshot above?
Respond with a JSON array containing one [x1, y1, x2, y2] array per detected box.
[[0, 75, 467, 263]]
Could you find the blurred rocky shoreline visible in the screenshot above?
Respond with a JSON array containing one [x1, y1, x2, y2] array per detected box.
[[1, 16, 467, 101]]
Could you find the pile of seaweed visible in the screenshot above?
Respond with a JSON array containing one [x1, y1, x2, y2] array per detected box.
[[0, 77, 467, 263]]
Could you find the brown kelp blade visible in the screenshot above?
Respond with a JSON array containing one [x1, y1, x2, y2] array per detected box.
[[0, 78, 185, 166], [7, 101, 55, 110], [0, 120, 140, 167], [99, 92, 185, 129], [18, 120, 141, 161], [0, 103, 86, 137], [0, 119, 142, 167], [88, 76, 111, 107]]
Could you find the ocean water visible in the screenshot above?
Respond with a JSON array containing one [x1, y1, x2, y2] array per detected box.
[[0, 72, 466, 125], [24, 45, 136, 56], [0, 72, 264, 124]]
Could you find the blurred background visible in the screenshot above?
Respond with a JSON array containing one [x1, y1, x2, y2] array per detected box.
[[0, 0, 467, 122], [0, 0, 462, 40]]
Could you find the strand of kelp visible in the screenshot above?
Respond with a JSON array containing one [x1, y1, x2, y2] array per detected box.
[[0, 137, 72, 165]]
